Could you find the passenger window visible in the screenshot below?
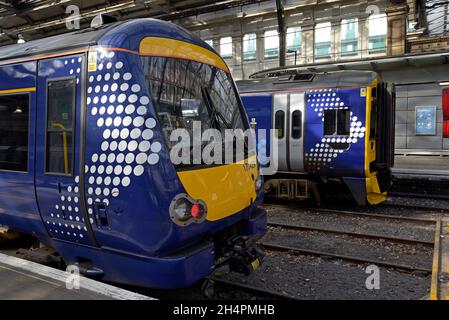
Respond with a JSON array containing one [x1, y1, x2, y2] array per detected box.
[[324, 110, 337, 135], [275, 111, 285, 139], [0, 94, 30, 172], [324, 109, 350, 136], [46, 79, 76, 175], [337, 110, 351, 136], [291, 110, 302, 139]]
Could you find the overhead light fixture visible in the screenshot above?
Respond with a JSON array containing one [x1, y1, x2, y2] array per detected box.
[[440, 82, 449, 86]]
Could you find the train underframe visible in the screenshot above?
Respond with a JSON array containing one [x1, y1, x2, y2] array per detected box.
[[263, 172, 389, 206]]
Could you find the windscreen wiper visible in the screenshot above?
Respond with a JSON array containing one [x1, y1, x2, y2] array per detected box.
[[202, 87, 232, 130]]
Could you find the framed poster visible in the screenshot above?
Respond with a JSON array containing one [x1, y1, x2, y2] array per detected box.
[[415, 106, 437, 136]]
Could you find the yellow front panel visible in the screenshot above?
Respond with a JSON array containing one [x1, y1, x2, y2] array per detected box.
[[177, 157, 258, 222], [139, 37, 229, 73], [365, 78, 387, 205]]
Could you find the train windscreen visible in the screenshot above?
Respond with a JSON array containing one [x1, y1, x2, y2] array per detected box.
[[141, 56, 252, 168]]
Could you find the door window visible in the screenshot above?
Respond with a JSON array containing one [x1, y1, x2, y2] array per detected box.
[[275, 110, 285, 139], [45, 78, 76, 175]]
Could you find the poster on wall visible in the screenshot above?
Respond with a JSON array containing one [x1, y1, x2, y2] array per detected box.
[[415, 106, 437, 136]]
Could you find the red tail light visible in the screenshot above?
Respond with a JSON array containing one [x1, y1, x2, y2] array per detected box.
[[443, 89, 449, 138], [191, 204, 201, 218]]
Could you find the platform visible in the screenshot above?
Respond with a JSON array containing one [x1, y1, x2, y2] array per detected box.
[[392, 156, 449, 181], [431, 220, 449, 300], [0, 253, 153, 300]]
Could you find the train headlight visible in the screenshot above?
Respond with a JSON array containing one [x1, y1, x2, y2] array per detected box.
[[169, 194, 207, 227]]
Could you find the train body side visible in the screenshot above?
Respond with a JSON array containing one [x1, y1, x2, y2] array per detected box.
[[0, 19, 266, 289], [239, 72, 394, 205]]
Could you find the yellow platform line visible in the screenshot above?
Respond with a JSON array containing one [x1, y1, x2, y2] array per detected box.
[[430, 220, 442, 300]]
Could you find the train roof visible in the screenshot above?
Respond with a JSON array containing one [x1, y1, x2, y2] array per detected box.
[[236, 70, 379, 93], [0, 18, 212, 64]]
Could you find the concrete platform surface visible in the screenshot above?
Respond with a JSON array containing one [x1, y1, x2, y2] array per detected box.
[[394, 156, 449, 172], [0, 253, 153, 300]]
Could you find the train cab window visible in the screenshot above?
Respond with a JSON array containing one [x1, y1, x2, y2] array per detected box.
[[275, 111, 285, 139], [291, 110, 302, 139], [324, 109, 350, 136], [0, 94, 30, 172], [45, 79, 76, 175]]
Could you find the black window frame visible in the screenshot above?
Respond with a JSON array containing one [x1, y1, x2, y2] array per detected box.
[[0, 92, 31, 174], [324, 109, 351, 137], [44, 76, 77, 177], [291, 110, 303, 140]]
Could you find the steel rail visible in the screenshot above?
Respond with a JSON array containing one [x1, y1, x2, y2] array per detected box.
[[267, 221, 435, 247], [206, 276, 298, 300], [262, 242, 433, 274], [262, 203, 438, 224]]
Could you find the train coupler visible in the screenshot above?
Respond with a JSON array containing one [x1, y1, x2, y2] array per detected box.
[[218, 236, 265, 277]]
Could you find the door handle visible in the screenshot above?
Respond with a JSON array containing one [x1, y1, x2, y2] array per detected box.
[[95, 203, 109, 227]]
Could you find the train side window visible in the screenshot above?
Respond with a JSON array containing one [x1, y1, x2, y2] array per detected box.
[[45, 78, 76, 176], [275, 110, 285, 139], [291, 110, 302, 139], [0, 94, 30, 172], [337, 109, 351, 136], [324, 110, 337, 135], [324, 109, 350, 136]]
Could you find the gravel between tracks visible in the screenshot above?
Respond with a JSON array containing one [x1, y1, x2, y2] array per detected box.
[[265, 205, 436, 243], [214, 251, 430, 300]]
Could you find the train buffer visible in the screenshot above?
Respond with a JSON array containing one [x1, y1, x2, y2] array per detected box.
[[431, 220, 449, 300], [0, 252, 153, 300]]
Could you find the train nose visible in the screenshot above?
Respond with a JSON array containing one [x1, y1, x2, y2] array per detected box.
[[176, 156, 260, 222]]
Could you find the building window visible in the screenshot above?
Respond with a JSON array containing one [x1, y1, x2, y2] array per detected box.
[[287, 27, 302, 53], [0, 94, 29, 172], [264, 30, 279, 59], [243, 33, 257, 61], [369, 14, 387, 53], [315, 22, 332, 59], [341, 18, 358, 56], [204, 39, 214, 48], [220, 37, 233, 59], [324, 109, 350, 136], [46, 79, 76, 175]]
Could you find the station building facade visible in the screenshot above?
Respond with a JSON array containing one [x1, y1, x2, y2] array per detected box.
[[183, 0, 449, 155]]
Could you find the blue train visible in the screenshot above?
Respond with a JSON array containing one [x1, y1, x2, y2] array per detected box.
[[0, 18, 266, 289], [238, 70, 395, 205]]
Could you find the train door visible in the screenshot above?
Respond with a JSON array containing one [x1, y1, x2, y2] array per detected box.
[[272, 93, 305, 172], [273, 94, 288, 171], [35, 54, 96, 246], [0, 63, 42, 233], [289, 94, 305, 172]]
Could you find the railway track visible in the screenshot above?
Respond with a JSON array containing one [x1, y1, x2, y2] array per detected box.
[[267, 221, 434, 247], [206, 276, 298, 300], [263, 203, 439, 224], [388, 192, 449, 201], [380, 201, 449, 214], [261, 242, 432, 274]]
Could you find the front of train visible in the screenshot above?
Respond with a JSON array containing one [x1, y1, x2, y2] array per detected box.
[[75, 19, 266, 289]]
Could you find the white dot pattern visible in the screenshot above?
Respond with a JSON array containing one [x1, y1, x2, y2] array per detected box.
[[305, 89, 366, 173], [85, 50, 162, 219]]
